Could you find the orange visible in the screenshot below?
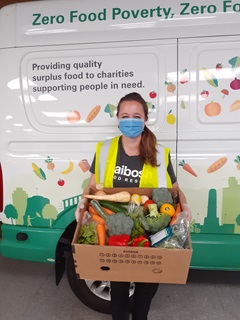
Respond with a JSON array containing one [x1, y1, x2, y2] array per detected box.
[[159, 203, 175, 217]]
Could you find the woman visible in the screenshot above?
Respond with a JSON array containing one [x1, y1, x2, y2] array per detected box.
[[75, 92, 180, 320]]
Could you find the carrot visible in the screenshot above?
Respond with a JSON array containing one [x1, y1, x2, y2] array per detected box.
[[97, 223, 106, 246], [86, 105, 101, 123], [207, 157, 228, 173], [91, 213, 106, 225], [179, 160, 197, 177], [88, 205, 99, 215], [170, 203, 182, 225], [102, 206, 115, 215]]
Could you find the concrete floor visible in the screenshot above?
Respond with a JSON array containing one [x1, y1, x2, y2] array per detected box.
[[1, 255, 240, 320]]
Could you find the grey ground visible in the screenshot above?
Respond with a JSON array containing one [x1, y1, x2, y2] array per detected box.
[[1, 255, 239, 320]]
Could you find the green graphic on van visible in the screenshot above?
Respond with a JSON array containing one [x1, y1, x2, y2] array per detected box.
[[104, 104, 116, 117], [3, 177, 240, 234], [228, 56, 240, 71], [3, 187, 81, 228], [191, 178, 240, 235]]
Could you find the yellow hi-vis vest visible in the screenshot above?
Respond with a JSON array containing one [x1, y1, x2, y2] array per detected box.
[[95, 136, 172, 188]]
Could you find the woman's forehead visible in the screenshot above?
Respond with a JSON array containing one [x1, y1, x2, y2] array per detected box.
[[119, 100, 144, 112]]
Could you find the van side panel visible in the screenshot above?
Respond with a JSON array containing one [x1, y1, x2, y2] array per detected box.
[[178, 36, 240, 270], [1, 0, 240, 270]]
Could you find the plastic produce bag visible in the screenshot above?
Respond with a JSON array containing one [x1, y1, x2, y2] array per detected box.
[[156, 211, 190, 249]]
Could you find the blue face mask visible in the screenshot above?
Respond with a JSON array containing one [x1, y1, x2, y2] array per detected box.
[[119, 118, 144, 139]]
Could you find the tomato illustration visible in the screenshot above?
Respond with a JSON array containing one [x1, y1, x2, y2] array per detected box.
[[200, 90, 209, 99], [149, 91, 157, 99], [216, 63, 223, 70], [58, 179, 65, 186]]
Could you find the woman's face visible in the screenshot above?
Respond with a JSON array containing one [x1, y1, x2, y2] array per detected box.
[[117, 100, 147, 121]]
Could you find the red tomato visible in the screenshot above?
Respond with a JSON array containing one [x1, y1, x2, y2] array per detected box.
[[143, 199, 155, 209]]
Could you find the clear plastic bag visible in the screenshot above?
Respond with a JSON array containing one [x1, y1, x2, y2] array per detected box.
[[156, 211, 190, 249]]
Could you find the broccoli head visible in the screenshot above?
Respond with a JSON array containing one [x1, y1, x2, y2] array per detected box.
[[129, 209, 146, 238], [141, 213, 171, 234], [106, 212, 134, 236], [152, 188, 173, 209], [147, 203, 159, 217]]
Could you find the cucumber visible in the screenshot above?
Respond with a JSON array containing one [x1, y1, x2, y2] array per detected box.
[[99, 200, 128, 214], [90, 199, 108, 220]]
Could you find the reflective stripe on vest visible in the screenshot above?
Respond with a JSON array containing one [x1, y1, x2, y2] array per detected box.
[[95, 136, 172, 188]]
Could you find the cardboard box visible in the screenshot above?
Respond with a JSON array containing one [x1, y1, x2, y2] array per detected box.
[[72, 188, 192, 284]]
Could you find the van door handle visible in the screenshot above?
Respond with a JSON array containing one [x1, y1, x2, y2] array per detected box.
[[16, 233, 28, 241]]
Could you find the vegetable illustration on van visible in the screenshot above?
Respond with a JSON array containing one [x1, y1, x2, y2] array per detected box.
[[0, 0, 240, 315]]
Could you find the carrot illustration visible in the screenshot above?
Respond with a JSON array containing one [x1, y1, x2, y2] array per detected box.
[[234, 155, 240, 170], [207, 157, 228, 173], [86, 105, 101, 123], [179, 160, 197, 177]]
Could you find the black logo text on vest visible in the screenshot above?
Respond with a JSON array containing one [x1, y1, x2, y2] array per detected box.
[[114, 165, 142, 184]]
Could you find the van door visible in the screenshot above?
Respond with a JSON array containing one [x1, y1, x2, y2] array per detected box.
[[178, 36, 240, 270]]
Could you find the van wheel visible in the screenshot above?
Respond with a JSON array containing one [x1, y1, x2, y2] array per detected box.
[[66, 253, 135, 314]]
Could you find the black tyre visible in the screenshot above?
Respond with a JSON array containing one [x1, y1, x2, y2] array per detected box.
[[66, 253, 134, 314]]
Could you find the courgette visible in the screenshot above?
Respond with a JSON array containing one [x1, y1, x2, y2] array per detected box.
[[99, 200, 128, 214], [90, 200, 108, 220]]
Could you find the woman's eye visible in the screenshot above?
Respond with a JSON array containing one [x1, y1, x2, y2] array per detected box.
[[134, 116, 141, 119]]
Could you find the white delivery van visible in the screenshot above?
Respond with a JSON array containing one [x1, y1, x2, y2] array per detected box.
[[0, 0, 240, 314]]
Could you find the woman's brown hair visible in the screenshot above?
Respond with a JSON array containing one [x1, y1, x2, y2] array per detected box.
[[116, 92, 159, 167]]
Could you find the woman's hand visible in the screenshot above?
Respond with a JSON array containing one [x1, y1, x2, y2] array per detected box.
[[75, 198, 88, 222], [182, 203, 192, 224]]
